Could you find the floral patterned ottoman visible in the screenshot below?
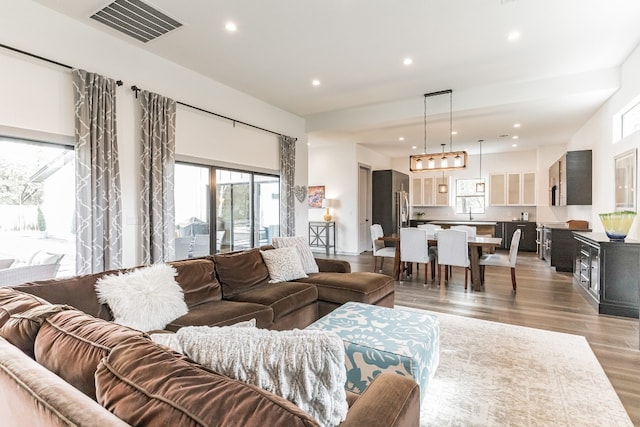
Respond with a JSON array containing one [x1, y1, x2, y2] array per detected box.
[[307, 302, 439, 402]]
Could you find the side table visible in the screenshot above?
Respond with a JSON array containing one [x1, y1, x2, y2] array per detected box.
[[309, 221, 336, 255]]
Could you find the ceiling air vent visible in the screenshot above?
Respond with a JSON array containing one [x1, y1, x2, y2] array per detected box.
[[90, 0, 182, 43]]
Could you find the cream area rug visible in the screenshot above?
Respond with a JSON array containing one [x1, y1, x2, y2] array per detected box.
[[395, 306, 633, 427]]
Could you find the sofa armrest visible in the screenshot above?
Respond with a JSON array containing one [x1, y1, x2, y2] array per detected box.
[[0, 338, 129, 426], [315, 258, 351, 273], [340, 373, 420, 427]]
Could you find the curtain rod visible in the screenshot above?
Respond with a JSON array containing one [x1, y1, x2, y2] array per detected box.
[[130, 85, 294, 140], [0, 43, 123, 86]]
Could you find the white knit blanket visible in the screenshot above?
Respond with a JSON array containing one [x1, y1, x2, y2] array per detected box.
[[176, 326, 348, 427]]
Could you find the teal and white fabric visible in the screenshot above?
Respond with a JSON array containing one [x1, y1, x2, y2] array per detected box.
[[307, 302, 439, 402]]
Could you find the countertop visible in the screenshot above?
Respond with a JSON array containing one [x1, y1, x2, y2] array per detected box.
[[426, 220, 497, 226], [573, 231, 640, 245]]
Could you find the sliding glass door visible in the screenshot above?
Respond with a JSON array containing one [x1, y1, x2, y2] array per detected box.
[[173, 162, 279, 259]]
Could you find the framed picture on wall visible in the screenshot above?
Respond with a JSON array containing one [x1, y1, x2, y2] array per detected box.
[[308, 185, 325, 208], [615, 148, 636, 210]]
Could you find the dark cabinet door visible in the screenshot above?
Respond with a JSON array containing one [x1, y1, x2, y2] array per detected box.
[[505, 222, 536, 252]]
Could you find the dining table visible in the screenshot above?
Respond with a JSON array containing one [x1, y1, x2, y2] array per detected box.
[[378, 233, 503, 291]]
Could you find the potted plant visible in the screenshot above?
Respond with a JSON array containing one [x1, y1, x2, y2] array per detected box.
[[415, 211, 425, 219]]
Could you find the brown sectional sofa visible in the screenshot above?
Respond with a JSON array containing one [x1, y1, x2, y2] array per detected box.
[[0, 248, 419, 426]]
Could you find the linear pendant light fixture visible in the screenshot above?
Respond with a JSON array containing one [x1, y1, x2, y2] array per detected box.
[[410, 89, 467, 173]]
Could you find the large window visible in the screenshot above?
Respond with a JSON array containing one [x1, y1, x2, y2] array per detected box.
[[0, 137, 76, 277], [173, 162, 279, 260], [455, 179, 485, 215]]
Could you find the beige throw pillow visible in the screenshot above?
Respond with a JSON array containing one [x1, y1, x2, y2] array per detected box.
[[272, 236, 319, 274], [260, 247, 308, 283]]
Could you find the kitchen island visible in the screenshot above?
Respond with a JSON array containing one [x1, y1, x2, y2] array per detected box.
[[410, 220, 497, 237]]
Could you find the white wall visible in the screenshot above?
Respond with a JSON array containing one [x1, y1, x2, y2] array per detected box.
[[0, 1, 307, 267], [567, 42, 640, 239]]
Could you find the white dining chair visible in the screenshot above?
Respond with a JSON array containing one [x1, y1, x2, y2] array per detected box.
[[416, 224, 440, 271], [436, 229, 470, 289], [451, 225, 477, 238], [479, 229, 521, 291], [370, 224, 396, 273], [400, 227, 434, 284]]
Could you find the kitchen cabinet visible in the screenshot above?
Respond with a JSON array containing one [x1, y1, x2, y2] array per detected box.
[[545, 228, 575, 272], [494, 221, 536, 251], [573, 232, 639, 318], [549, 150, 592, 206], [411, 175, 449, 207], [489, 172, 535, 206]]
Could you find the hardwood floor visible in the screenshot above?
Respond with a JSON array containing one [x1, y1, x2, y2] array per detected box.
[[323, 250, 640, 425]]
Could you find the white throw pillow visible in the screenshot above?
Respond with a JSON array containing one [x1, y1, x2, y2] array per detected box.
[[177, 327, 348, 427], [260, 247, 308, 283], [95, 264, 189, 332], [272, 236, 319, 274]]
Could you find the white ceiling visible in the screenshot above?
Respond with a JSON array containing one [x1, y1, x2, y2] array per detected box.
[[33, 0, 640, 156]]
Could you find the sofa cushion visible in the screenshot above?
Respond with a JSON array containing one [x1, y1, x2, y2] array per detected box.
[[272, 236, 319, 274], [0, 304, 71, 358], [165, 300, 274, 331], [0, 288, 49, 328], [297, 272, 395, 305], [95, 264, 189, 332], [34, 310, 146, 400], [14, 272, 114, 320], [95, 336, 319, 427], [260, 247, 308, 283], [168, 258, 221, 307], [226, 282, 317, 321], [213, 249, 270, 298]]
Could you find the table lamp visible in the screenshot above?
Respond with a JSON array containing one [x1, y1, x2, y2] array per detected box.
[[322, 198, 333, 222]]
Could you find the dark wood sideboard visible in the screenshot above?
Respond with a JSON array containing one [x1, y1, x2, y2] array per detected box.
[[573, 232, 640, 318]]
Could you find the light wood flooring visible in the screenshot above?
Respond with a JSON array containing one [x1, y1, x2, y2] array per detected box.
[[321, 250, 640, 425]]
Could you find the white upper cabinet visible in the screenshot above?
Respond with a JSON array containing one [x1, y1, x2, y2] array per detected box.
[[489, 172, 535, 206], [411, 175, 449, 207]]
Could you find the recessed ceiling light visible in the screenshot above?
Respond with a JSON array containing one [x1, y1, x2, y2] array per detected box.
[[513, 123, 521, 128], [512, 135, 519, 139], [411, 145, 417, 150], [225, 21, 237, 32], [451, 131, 458, 135], [508, 31, 520, 41], [312, 79, 321, 86], [512, 143, 518, 147], [403, 57, 413, 66], [399, 137, 405, 141]]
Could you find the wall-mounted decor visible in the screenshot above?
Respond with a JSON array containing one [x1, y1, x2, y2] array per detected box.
[[308, 185, 325, 208], [615, 148, 636, 211], [293, 185, 307, 203]]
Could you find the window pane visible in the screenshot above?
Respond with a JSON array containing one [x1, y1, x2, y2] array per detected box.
[[217, 170, 251, 252], [0, 138, 75, 279], [254, 174, 280, 246], [174, 164, 210, 260], [622, 101, 640, 139], [455, 179, 485, 214]]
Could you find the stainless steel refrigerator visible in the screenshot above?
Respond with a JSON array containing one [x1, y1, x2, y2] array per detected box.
[[372, 169, 410, 236]]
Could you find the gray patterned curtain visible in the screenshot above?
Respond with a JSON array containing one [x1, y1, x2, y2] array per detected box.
[[279, 135, 296, 236], [139, 90, 176, 264], [73, 69, 122, 274]]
